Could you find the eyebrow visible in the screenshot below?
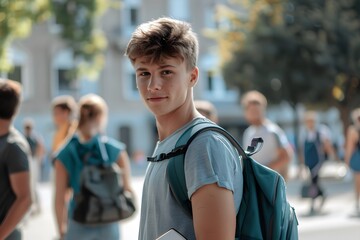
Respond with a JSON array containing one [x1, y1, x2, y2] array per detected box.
[[135, 64, 176, 72]]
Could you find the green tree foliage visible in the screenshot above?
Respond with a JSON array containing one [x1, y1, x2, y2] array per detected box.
[[51, 0, 112, 80], [0, 0, 50, 72], [0, 0, 116, 80], [216, 0, 360, 128]]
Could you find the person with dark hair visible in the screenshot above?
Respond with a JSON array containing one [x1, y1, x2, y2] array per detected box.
[[0, 79, 32, 240], [54, 94, 133, 240], [126, 17, 242, 240]]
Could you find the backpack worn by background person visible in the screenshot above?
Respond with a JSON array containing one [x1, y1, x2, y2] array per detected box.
[[148, 122, 299, 240], [72, 136, 136, 225]]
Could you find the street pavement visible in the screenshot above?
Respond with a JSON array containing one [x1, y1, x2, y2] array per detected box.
[[21, 164, 360, 240]]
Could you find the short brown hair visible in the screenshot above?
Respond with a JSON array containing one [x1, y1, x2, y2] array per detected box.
[[0, 79, 22, 120], [78, 94, 108, 130], [125, 17, 199, 69]]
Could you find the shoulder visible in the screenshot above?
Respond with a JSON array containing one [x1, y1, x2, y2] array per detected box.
[[55, 135, 78, 160], [188, 130, 239, 158], [4, 129, 30, 172], [264, 120, 289, 146], [100, 136, 125, 151], [8, 128, 31, 157], [347, 125, 359, 141]]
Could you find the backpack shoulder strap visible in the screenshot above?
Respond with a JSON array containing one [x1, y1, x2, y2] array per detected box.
[[166, 121, 263, 217]]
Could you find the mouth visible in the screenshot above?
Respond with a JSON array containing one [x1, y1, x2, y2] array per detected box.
[[147, 96, 168, 102]]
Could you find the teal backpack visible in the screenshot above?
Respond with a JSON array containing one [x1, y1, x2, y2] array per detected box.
[[161, 122, 298, 240]]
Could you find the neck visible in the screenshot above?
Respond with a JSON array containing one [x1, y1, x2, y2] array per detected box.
[[58, 121, 71, 129], [155, 101, 201, 141], [0, 119, 11, 136], [253, 118, 265, 127]]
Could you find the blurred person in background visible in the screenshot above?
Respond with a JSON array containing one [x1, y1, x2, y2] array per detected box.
[[299, 111, 336, 214], [54, 94, 133, 240], [0, 79, 32, 240], [242, 90, 293, 180], [345, 108, 360, 214], [51, 95, 78, 156], [23, 119, 45, 215], [51, 95, 78, 234], [195, 100, 218, 123]]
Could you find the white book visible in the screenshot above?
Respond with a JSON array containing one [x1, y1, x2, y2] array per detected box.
[[156, 229, 187, 240]]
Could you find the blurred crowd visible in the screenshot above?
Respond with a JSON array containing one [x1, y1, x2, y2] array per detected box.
[[1, 78, 360, 239]]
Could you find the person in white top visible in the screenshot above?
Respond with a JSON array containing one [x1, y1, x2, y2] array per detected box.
[[242, 91, 293, 180]]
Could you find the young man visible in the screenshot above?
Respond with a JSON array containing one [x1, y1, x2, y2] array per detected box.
[[126, 18, 243, 240], [0, 79, 32, 240], [242, 91, 293, 180]]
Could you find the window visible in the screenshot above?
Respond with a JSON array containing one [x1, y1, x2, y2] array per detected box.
[[130, 7, 138, 26], [8, 65, 22, 84], [199, 54, 238, 101], [52, 49, 78, 96], [1, 47, 31, 99], [121, 0, 141, 37], [119, 126, 133, 155], [123, 61, 139, 100], [207, 70, 214, 91], [131, 73, 137, 91], [57, 69, 75, 91]]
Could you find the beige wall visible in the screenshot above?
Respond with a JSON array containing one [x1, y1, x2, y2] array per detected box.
[[12, 0, 241, 158]]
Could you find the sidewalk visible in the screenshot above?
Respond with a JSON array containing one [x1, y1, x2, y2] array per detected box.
[[21, 162, 360, 240]]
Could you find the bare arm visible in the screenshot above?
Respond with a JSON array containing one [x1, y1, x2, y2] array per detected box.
[[191, 183, 236, 240], [344, 126, 358, 165], [323, 138, 336, 161], [54, 161, 69, 239], [269, 146, 292, 171], [35, 138, 46, 161], [0, 172, 32, 239], [116, 151, 133, 192]]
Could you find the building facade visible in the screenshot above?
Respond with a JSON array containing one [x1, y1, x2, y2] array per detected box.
[[9, 0, 245, 159]]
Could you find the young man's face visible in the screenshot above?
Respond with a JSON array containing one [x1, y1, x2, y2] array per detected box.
[[134, 56, 198, 117]]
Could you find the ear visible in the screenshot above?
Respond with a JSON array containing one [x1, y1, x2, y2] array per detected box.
[[189, 67, 199, 87]]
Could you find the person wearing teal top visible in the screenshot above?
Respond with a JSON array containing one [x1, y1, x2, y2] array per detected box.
[[54, 94, 133, 240]]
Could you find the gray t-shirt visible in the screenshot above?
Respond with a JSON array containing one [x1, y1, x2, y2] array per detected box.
[[0, 127, 30, 224], [243, 119, 290, 166], [139, 118, 243, 240]]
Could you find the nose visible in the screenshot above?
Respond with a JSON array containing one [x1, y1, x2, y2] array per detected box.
[[147, 75, 162, 91]]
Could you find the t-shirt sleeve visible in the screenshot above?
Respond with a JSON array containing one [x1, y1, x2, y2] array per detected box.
[[272, 126, 290, 149], [104, 138, 125, 163], [184, 131, 241, 199], [6, 143, 29, 174], [55, 143, 74, 173]]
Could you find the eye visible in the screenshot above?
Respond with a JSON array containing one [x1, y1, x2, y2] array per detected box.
[[161, 70, 172, 75], [137, 72, 150, 77]]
